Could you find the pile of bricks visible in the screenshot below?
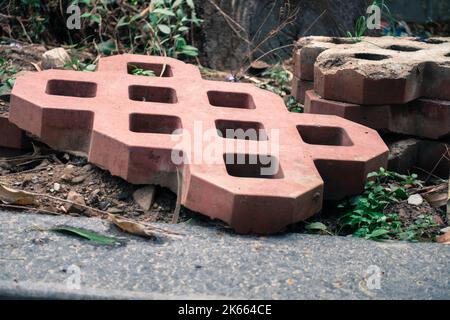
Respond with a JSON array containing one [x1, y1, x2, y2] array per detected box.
[[292, 36, 450, 177], [9, 54, 389, 234]]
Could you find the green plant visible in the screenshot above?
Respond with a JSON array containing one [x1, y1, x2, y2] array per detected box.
[[256, 64, 304, 112], [64, 57, 97, 72], [129, 65, 156, 77], [286, 96, 303, 113], [346, 0, 397, 41], [346, 15, 367, 42], [0, 58, 17, 94], [258, 64, 291, 96], [338, 168, 438, 241], [73, 0, 202, 58], [305, 222, 333, 235]]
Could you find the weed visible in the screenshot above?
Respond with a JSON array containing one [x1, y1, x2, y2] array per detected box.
[[130, 66, 156, 77], [73, 0, 202, 58], [337, 168, 439, 241], [0, 58, 18, 94], [258, 63, 291, 96], [64, 57, 96, 72], [347, 0, 397, 41], [255, 64, 303, 112], [286, 96, 303, 113]]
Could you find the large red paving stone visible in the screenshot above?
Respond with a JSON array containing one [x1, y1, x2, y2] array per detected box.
[[9, 54, 389, 234], [294, 36, 450, 105], [304, 90, 450, 139], [0, 115, 29, 149]]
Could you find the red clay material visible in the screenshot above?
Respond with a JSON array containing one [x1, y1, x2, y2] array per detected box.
[[304, 91, 450, 139], [9, 54, 389, 234], [0, 115, 28, 149], [291, 77, 314, 104], [294, 36, 450, 104]]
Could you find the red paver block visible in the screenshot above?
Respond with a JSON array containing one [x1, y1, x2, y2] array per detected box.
[[9, 54, 388, 234], [291, 77, 313, 104], [293, 36, 356, 80], [304, 91, 450, 139], [0, 115, 29, 149], [294, 36, 450, 105]]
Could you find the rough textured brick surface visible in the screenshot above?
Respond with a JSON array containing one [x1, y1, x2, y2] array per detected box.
[[304, 90, 450, 139], [291, 77, 314, 104], [294, 36, 450, 104], [387, 137, 450, 179], [0, 116, 28, 149], [9, 54, 388, 234]]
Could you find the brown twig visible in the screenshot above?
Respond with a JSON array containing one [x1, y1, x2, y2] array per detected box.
[[171, 167, 182, 224], [16, 17, 32, 44], [0, 203, 61, 216]]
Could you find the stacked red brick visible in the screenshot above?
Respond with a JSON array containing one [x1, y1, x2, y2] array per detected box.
[[0, 115, 28, 149], [292, 36, 450, 176], [9, 54, 389, 234]]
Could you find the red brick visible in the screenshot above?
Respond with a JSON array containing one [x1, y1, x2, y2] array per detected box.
[[304, 91, 450, 139], [9, 54, 389, 234], [293, 36, 354, 80], [294, 36, 450, 104], [291, 77, 314, 104], [0, 115, 28, 149]]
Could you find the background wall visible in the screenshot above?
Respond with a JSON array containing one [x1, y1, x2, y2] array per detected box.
[[199, 0, 370, 71], [389, 0, 450, 23]]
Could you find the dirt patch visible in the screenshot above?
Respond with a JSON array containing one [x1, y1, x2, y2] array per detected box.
[[0, 144, 192, 224]]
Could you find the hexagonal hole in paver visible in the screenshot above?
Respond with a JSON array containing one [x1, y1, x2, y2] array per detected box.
[[208, 91, 256, 109], [129, 114, 182, 134], [129, 85, 177, 103], [329, 37, 356, 45], [46, 80, 97, 98], [386, 45, 421, 52], [416, 38, 447, 44], [354, 53, 390, 61], [127, 62, 173, 77], [215, 120, 268, 141], [297, 125, 353, 146], [223, 154, 283, 179]]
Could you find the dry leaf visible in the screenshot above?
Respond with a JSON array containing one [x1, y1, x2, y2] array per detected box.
[[109, 215, 156, 239], [423, 192, 448, 208], [436, 231, 450, 245], [0, 184, 36, 205]]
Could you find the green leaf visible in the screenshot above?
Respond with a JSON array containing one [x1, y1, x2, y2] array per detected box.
[[116, 16, 129, 28], [130, 14, 141, 22], [96, 40, 116, 55], [306, 222, 328, 231], [5, 77, 15, 89], [186, 0, 195, 9], [366, 228, 389, 239], [84, 64, 97, 72], [157, 24, 171, 34], [153, 8, 175, 16], [50, 226, 118, 245], [90, 14, 101, 24], [172, 0, 183, 8]]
